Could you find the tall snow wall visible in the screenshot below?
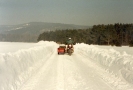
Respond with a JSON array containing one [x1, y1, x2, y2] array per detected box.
[[0, 41, 57, 90], [76, 43, 133, 84]]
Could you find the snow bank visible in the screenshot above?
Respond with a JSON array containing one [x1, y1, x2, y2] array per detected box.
[[1, 41, 133, 90], [0, 41, 57, 90], [76, 43, 133, 84]]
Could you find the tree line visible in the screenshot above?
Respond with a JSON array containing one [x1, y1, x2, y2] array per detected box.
[[37, 23, 133, 46]]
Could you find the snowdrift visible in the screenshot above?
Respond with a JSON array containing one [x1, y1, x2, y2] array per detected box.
[[0, 41, 58, 90], [76, 43, 133, 84], [0, 41, 133, 90]]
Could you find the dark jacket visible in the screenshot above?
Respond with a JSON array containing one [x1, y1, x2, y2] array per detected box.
[[66, 39, 73, 45]]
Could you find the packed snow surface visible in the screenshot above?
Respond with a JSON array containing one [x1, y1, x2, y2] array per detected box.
[[0, 41, 133, 90]]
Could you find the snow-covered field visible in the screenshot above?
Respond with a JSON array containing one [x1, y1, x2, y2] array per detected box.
[[0, 41, 133, 90]]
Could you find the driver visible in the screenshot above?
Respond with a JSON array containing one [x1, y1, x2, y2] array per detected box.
[[65, 37, 74, 52]]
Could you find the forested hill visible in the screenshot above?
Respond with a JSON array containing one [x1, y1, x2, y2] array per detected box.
[[0, 22, 90, 42], [38, 23, 133, 46]]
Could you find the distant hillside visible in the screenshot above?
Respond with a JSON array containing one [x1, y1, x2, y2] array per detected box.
[[0, 22, 91, 42]]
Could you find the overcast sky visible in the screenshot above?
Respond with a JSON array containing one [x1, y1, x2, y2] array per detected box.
[[0, 0, 133, 26]]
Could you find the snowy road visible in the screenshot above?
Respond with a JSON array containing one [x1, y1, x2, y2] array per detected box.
[[1, 41, 133, 90], [18, 48, 131, 90]]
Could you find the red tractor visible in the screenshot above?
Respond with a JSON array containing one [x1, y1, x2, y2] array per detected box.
[[57, 46, 66, 55], [57, 45, 74, 55]]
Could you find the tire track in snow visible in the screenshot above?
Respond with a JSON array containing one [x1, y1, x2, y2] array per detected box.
[[71, 52, 114, 90], [56, 55, 65, 90], [59, 54, 91, 90]]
